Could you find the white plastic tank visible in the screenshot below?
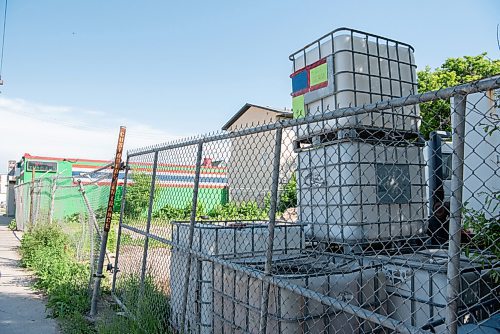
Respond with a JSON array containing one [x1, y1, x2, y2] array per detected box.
[[295, 132, 428, 244], [376, 249, 498, 332], [212, 253, 387, 334], [290, 28, 419, 137], [169, 221, 305, 334]]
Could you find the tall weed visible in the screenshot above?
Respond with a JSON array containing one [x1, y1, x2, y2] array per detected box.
[[20, 224, 94, 332]]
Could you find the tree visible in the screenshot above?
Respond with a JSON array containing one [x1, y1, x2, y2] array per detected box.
[[124, 173, 152, 219], [417, 53, 500, 138]]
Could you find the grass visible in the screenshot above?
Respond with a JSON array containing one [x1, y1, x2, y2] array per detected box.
[[98, 275, 171, 334], [19, 223, 95, 333], [20, 222, 172, 334]]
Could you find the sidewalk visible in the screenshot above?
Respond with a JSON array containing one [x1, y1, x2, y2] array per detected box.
[[0, 215, 59, 334]]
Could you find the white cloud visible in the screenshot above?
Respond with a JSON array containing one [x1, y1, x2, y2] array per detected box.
[[0, 97, 180, 172]]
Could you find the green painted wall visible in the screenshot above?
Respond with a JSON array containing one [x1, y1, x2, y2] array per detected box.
[[19, 157, 228, 222], [152, 187, 229, 213]]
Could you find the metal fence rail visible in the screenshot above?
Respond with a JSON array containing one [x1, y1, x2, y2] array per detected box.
[[111, 76, 500, 334]]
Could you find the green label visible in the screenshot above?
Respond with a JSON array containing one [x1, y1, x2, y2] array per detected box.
[[292, 95, 305, 119], [309, 63, 328, 87]]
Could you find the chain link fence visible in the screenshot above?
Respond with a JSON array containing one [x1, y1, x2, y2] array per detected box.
[[110, 74, 500, 334], [13, 165, 118, 295]]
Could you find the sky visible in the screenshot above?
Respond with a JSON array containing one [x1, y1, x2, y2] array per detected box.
[[0, 0, 499, 172]]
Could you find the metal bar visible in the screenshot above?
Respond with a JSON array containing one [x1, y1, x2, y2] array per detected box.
[[128, 76, 500, 157], [76, 161, 114, 176], [428, 131, 444, 217], [112, 157, 130, 293], [259, 128, 283, 334], [76, 178, 97, 290], [88, 196, 95, 292], [104, 127, 127, 233], [428, 131, 449, 245], [77, 180, 102, 239], [180, 141, 204, 332], [90, 126, 126, 317], [34, 180, 41, 228], [445, 93, 467, 334], [28, 166, 35, 229], [288, 27, 416, 61], [77, 178, 112, 275], [140, 150, 159, 286], [48, 176, 58, 223]]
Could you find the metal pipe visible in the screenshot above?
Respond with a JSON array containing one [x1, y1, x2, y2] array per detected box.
[[77, 178, 112, 273], [288, 27, 416, 61], [140, 151, 159, 286], [179, 141, 204, 332], [90, 220, 109, 316], [28, 166, 35, 229], [259, 128, 283, 334], [112, 158, 130, 293], [428, 131, 444, 215], [128, 76, 500, 157], [87, 200, 95, 292], [90, 126, 126, 317], [445, 93, 467, 334], [77, 161, 114, 177], [77, 178, 98, 289], [48, 176, 58, 223], [77, 179, 103, 239], [427, 131, 449, 245]]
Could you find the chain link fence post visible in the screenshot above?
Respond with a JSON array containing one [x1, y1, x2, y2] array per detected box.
[[139, 151, 159, 287], [259, 127, 283, 334], [180, 141, 204, 331], [47, 176, 58, 224], [445, 92, 467, 334], [77, 178, 104, 290], [28, 170, 35, 229], [112, 157, 130, 294]]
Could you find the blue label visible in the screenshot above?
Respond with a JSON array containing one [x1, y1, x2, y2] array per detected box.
[[291, 70, 308, 94]]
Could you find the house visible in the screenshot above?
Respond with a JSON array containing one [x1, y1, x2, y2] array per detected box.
[[15, 153, 113, 185], [13, 154, 116, 221], [222, 103, 295, 205]]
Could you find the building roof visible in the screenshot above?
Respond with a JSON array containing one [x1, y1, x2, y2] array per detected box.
[[22, 153, 110, 164], [222, 103, 292, 131]]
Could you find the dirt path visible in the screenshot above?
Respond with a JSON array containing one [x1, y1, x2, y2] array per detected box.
[[0, 215, 60, 334]]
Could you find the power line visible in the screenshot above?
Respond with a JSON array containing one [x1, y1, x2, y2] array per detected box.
[[0, 0, 7, 81]]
